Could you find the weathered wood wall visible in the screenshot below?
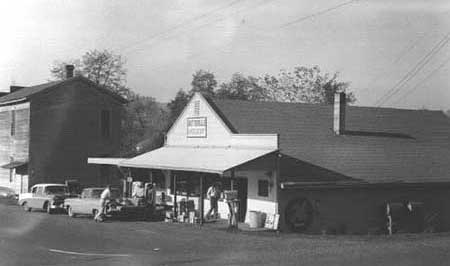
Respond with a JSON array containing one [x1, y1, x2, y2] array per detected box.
[[28, 80, 123, 188], [0, 102, 30, 192]]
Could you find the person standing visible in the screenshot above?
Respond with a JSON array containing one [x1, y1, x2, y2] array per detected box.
[[94, 185, 111, 222], [206, 183, 221, 220]]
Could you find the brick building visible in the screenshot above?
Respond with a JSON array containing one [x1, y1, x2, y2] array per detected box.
[[0, 66, 126, 193]]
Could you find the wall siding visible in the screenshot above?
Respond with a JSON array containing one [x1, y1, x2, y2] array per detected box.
[[28, 80, 123, 188], [0, 103, 30, 193]]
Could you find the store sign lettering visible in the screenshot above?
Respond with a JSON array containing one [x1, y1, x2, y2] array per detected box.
[[187, 117, 207, 138]]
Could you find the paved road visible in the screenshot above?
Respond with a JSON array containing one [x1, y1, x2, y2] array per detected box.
[[2, 203, 450, 266]]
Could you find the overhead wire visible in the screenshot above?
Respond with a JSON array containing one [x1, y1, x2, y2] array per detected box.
[[135, 0, 279, 73], [373, 32, 450, 106], [391, 55, 450, 105], [280, 0, 361, 28], [120, 0, 245, 54]]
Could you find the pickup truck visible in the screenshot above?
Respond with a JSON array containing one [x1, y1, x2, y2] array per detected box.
[[64, 187, 121, 218], [18, 184, 69, 214], [65, 187, 156, 220]]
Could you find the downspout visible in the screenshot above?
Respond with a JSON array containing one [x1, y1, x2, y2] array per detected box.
[[275, 152, 281, 215]]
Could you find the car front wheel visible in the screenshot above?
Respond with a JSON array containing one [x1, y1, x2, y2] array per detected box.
[[22, 202, 31, 212], [45, 202, 53, 214]]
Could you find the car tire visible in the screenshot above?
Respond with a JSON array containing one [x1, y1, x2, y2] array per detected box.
[[67, 206, 76, 218], [22, 202, 31, 212], [44, 202, 53, 214]]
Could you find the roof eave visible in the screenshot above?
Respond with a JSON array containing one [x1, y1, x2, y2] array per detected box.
[[0, 97, 28, 106]]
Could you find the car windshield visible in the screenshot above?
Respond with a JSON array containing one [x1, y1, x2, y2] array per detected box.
[[45, 186, 68, 194]]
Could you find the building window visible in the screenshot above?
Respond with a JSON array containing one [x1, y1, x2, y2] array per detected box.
[[258, 180, 269, 197], [10, 110, 15, 136], [100, 110, 111, 138]]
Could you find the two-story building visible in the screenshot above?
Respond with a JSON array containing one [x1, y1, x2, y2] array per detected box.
[[0, 65, 126, 193]]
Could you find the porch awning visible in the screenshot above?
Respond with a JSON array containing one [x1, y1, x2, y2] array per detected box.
[[1, 161, 28, 169], [119, 146, 278, 174], [87, 158, 127, 166]]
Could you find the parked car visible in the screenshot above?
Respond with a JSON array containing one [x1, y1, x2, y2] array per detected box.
[[18, 184, 69, 214], [64, 187, 121, 218], [0, 186, 18, 205]]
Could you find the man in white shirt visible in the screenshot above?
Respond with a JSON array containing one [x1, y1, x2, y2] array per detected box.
[[206, 183, 221, 219], [94, 185, 111, 221]]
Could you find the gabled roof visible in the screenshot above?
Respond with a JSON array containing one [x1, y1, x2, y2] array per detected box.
[[209, 98, 450, 183], [0, 76, 127, 105]]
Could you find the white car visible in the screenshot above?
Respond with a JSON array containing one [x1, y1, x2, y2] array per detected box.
[[18, 184, 68, 214]]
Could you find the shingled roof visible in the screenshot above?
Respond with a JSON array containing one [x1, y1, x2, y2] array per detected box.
[[0, 76, 127, 104], [209, 99, 450, 184]]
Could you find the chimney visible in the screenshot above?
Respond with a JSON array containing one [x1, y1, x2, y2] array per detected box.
[[65, 65, 75, 79], [10, 85, 25, 93], [333, 92, 346, 135]]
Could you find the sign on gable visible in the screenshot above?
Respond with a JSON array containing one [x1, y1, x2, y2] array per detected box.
[[187, 117, 207, 138]]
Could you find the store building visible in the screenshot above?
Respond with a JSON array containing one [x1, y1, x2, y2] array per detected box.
[[90, 92, 450, 233]]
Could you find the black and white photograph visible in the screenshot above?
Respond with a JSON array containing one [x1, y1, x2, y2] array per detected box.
[[0, 1, 449, 265]]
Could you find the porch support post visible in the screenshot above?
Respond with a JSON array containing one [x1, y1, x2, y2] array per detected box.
[[230, 169, 235, 190], [275, 134, 281, 215], [275, 152, 281, 215], [116, 166, 127, 197], [149, 170, 153, 184], [173, 174, 177, 217], [199, 175, 204, 225]]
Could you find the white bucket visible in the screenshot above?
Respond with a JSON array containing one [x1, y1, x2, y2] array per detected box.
[[248, 211, 262, 228]]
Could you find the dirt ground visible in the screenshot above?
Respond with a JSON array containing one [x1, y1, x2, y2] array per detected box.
[[1, 202, 449, 266]]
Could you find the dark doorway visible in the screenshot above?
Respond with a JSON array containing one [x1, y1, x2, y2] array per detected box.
[[234, 178, 248, 222]]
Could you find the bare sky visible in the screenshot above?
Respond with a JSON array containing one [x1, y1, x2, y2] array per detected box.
[[0, 0, 449, 110]]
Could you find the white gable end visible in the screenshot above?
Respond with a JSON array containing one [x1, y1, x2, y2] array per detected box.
[[166, 93, 232, 147], [166, 93, 278, 149]]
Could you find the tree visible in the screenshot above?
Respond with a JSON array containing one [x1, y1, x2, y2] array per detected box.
[[167, 70, 218, 125], [190, 69, 217, 97], [50, 49, 129, 97], [215, 73, 267, 101], [167, 89, 191, 126], [165, 65, 356, 146], [121, 93, 169, 155], [259, 66, 356, 104]]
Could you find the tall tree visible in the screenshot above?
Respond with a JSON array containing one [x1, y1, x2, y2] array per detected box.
[[121, 93, 169, 155], [259, 66, 356, 104], [50, 49, 129, 97], [167, 89, 190, 126], [215, 73, 267, 101], [190, 69, 217, 97], [167, 70, 218, 125]]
